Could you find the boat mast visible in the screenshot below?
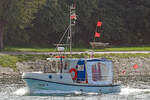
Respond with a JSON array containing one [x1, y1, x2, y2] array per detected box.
[[69, 0, 76, 55], [54, 0, 76, 56], [69, 7, 72, 55]]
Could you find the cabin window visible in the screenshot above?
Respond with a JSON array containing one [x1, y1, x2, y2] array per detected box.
[[57, 61, 61, 70], [52, 61, 56, 67], [50, 60, 63, 73], [50, 59, 70, 73], [77, 65, 84, 71], [64, 62, 68, 70], [92, 63, 101, 81]]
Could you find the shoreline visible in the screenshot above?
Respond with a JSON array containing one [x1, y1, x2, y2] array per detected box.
[[1, 51, 150, 55], [0, 55, 150, 82]]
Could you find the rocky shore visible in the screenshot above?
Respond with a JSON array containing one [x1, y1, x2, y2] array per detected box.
[[0, 57, 150, 82]]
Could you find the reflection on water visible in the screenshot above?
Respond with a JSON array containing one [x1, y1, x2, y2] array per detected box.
[[0, 78, 150, 100]]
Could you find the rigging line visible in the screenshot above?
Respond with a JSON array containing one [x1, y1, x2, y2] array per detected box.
[[65, 24, 72, 54], [50, 25, 69, 58], [66, 26, 70, 51], [63, 25, 70, 55], [64, 32, 69, 55], [58, 25, 70, 45]]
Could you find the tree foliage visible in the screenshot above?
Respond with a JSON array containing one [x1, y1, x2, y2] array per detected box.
[[1, 0, 150, 48], [0, 0, 46, 47]]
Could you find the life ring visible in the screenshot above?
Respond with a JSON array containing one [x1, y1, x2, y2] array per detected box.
[[69, 68, 77, 80]]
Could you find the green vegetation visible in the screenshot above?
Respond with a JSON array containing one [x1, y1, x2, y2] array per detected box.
[[74, 46, 150, 52], [94, 53, 150, 59], [0, 55, 19, 70], [3, 47, 55, 52], [68, 53, 150, 59], [0, 55, 50, 70], [0, 0, 47, 49], [0, 0, 150, 49], [94, 46, 150, 51], [3, 46, 150, 52]]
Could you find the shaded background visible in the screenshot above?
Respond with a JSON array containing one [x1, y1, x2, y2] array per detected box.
[[0, 0, 150, 48]]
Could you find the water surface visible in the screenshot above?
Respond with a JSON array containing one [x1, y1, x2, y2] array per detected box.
[[0, 77, 150, 100]]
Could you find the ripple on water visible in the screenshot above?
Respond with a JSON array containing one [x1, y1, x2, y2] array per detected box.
[[0, 78, 150, 100], [120, 87, 150, 95]]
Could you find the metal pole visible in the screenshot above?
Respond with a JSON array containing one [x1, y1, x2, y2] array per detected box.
[[70, 6, 72, 55]]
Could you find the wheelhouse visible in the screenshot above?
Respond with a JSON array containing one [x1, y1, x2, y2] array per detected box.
[[46, 58, 113, 85]]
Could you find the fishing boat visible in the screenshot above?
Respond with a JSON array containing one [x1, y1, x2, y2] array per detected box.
[[22, 1, 121, 94], [23, 58, 121, 93]]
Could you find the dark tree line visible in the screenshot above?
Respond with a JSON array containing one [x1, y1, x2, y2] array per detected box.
[[0, 0, 150, 49]]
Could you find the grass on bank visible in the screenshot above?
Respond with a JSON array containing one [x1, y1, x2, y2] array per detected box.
[[2, 46, 150, 52], [3, 47, 55, 52], [0, 55, 50, 70], [1, 53, 150, 70]]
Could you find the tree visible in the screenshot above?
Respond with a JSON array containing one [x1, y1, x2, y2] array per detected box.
[[1, 0, 150, 47], [29, 0, 69, 46], [0, 0, 46, 49]]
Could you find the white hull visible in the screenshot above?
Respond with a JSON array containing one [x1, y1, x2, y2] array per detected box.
[[23, 72, 121, 94], [24, 78, 120, 93]]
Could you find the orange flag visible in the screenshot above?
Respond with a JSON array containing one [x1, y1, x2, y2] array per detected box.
[[71, 15, 76, 19], [97, 21, 102, 27], [95, 32, 100, 37]]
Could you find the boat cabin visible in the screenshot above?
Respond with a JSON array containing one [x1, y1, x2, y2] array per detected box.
[[46, 58, 113, 85]]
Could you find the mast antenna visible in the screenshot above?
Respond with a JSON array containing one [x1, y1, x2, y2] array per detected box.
[[69, 0, 77, 55]]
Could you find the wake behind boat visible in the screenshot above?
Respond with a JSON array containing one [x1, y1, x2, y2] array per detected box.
[[22, 0, 121, 94]]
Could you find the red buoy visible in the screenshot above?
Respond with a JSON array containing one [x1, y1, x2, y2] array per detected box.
[[133, 64, 138, 69]]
